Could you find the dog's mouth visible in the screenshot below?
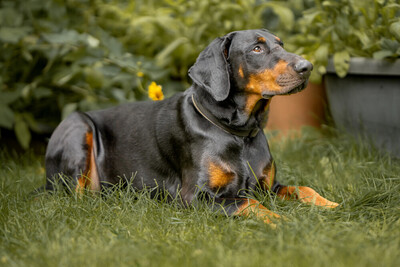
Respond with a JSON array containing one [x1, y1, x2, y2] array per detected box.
[[261, 74, 308, 99]]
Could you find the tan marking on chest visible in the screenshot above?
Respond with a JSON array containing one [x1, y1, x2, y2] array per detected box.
[[208, 161, 235, 189]]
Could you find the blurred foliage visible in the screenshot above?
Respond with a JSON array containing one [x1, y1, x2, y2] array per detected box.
[[0, 0, 166, 149], [0, 0, 293, 149], [3, 0, 399, 149], [95, 0, 295, 80], [285, 0, 400, 82]]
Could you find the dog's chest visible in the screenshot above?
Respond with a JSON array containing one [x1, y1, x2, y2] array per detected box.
[[199, 135, 273, 197]]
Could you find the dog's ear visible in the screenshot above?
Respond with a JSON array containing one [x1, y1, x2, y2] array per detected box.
[[188, 33, 234, 102]]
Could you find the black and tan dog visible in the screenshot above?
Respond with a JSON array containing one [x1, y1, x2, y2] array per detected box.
[[45, 29, 338, 224]]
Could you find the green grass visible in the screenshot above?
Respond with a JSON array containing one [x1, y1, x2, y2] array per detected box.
[[1, 128, 400, 267]]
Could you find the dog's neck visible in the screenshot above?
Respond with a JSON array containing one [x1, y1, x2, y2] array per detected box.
[[231, 91, 270, 127], [187, 85, 270, 134]]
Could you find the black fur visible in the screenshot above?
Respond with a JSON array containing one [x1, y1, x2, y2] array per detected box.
[[44, 29, 315, 216]]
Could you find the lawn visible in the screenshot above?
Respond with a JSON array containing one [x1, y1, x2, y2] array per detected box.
[[1, 127, 399, 267]]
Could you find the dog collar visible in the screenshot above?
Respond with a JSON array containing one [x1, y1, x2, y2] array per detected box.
[[191, 94, 260, 138]]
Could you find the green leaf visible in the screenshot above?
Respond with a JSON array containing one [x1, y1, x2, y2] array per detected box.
[[0, 8, 23, 27], [353, 30, 372, 50], [100, 65, 121, 77], [102, 36, 123, 57], [262, 3, 295, 31], [381, 38, 400, 53], [302, 9, 321, 25], [22, 113, 44, 134], [155, 37, 188, 67], [62, 103, 78, 120], [315, 44, 329, 65], [14, 115, 31, 150], [333, 50, 350, 78], [33, 87, 53, 99], [373, 50, 394, 59], [53, 68, 78, 86], [389, 21, 400, 42], [0, 105, 15, 129], [0, 91, 20, 105], [111, 89, 127, 102], [42, 30, 80, 45], [0, 26, 31, 43], [85, 68, 104, 89]]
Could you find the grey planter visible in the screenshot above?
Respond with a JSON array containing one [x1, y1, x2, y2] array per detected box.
[[325, 57, 400, 158]]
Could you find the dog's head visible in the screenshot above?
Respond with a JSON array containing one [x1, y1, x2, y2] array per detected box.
[[189, 29, 312, 104]]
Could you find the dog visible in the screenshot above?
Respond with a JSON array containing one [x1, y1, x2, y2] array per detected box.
[[44, 29, 338, 224]]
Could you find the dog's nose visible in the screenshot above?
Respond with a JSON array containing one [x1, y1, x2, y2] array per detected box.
[[294, 60, 313, 74]]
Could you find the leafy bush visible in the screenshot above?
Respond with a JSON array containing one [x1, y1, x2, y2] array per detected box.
[[286, 0, 400, 82], [0, 0, 165, 149], [95, 0, 295, 80], [0, 0, 292, 149]]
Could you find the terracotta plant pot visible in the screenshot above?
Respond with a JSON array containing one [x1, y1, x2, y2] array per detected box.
[[266, 82, 326, 134]]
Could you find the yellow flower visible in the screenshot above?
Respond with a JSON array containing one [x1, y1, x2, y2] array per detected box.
[[148, 81, 164, 101], [137, 71, 144, 77]]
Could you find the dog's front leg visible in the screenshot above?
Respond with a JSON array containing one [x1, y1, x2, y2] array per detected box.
[[261, 161, 339, 208], [276, 185, 339, 208], [196, 197, 281, 227]]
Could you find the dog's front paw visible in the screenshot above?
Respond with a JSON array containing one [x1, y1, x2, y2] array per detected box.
[[296, 186, 339, 208], [278, 186, 339, 208]]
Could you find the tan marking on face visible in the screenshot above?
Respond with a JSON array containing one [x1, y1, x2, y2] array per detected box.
[[244, 60, 288, 113], [277, 186, 339, 208], [238, 65, 244, 78], [257, 37, 266, 43], [234, 198, 280, 225], [275, 36, 281, 42], [246, 60, 288, 93], [75, 131, 100, 193], [245, 96, 272, 115], [262, 162, 275, 191], [245, 94, 262, 114], [208, 161, 235, 189]]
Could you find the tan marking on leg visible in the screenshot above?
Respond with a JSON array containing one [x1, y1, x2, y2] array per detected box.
[[75, 131, 100, 193], [76, 177, 86, 194], [277, 186, 339, 208], [262, 162, 275, 191], [208, 161, 235, 189], [88, 143, 100, 191], [234, 199, 280, 225]]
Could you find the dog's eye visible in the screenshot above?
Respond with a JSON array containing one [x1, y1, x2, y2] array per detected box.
[[252, 46, 264, 53]]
